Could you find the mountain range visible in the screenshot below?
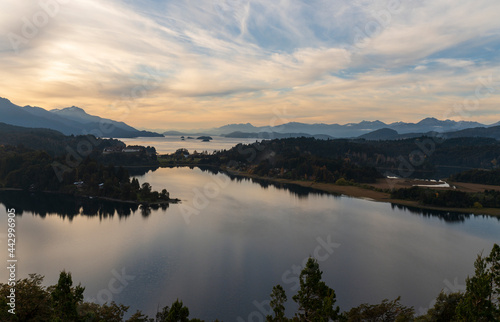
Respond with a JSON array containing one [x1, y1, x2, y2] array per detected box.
[[1, 96, 499, 140], [0, 98, 162, 138], [165, 118, 499, 139]]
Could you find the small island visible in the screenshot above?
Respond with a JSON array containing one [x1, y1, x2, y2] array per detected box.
[[196, 136, 212, 142]]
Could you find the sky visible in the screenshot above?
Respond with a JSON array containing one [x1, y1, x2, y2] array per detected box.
[[1, 0, 500, 130]]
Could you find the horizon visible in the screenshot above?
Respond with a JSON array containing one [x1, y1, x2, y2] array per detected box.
[[3, 96, 499, 133], [1, 1, 500, 130]]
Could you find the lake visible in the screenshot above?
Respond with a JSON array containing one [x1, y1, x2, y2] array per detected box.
[[121, 136, 262, 154], [1, 167, 499, 320]]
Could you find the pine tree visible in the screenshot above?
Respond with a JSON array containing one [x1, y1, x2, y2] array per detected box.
[[292, 257, 340, 321], [267, 284, 287, 321]]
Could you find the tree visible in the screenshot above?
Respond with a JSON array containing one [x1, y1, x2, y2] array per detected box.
[[131, 178, 140, 191], [345, 296, 415, 321], [0, 273, 52, 321], [456, 244, 500, 321], [126, 310, 153, 321], [267, 284, 287, 321], [416, 291, 463, 322], [139, 182, 153, 201], [487, 243, 500, 319], [78, 301, 130, 322], [292, 257, 340, 321], [50, 271, 85, 322], [156, 299, 190, 322], [161, 189, 170, 200]]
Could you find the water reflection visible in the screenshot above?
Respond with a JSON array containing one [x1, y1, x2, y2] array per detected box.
[[390, 203, 499, 222], [1, 167, 499, 320], [144, 165, 336, 199], [126, 166, 159, 177], [227, 175, 335, 199], [0, 190, 167, 220]]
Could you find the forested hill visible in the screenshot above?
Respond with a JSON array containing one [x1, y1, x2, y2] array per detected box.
[[0, 122, 123, 156], [450, 168, 500, 185], [195, 136, 500, 180]]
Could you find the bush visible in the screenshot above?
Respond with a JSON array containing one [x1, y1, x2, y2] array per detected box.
[[335, 178, 349, 186]]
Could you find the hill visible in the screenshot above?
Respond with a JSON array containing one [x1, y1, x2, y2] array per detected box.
[[0, 122, 123, 156], [358, 128, 400, 140], [358, 125, 500, 141], [442, 125, 500, 139], [0, 97, 162, 138]]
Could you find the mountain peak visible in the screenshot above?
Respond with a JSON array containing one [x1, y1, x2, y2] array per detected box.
[[417, 117, 441, 126], [51, 106, 87, 114]]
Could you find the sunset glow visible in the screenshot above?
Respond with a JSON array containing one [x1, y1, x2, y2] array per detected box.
[[1, 0, 500, 130]]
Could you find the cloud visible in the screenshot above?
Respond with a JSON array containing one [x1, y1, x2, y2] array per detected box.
[[0, 0, 499, 129]]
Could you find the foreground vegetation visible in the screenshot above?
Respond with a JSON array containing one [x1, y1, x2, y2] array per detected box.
[[1, 244, 498, 321]]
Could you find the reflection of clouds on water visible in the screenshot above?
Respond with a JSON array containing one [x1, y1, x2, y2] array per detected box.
[[1, 167, 499, 320], [120, 136, 262, 154], [221, 171, 336, 199]]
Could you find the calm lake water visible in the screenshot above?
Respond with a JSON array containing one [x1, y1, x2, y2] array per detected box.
[[1, 167, 499, 320], [121, 136, 261, 154]]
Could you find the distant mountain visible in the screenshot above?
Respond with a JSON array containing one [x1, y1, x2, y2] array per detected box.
[[216, 123, 261, 134], [221, 131, 334, 140], [358, 125, 500, 141], [389, 117, 485, 134], [0, 97, 162, 138], [358, 128, 400, 140], [0, 98, 80, 135], [442, 125, 500, 140], [171, 117, 496, 138], [50, 106, 156, 137]]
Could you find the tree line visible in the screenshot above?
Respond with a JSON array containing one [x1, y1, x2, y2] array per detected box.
[[161, 136, 500, 184], [0, 145, 171, 204], [1, 244, 498, 321], [390, 187, 500, 209], [450, 168, 500, 186]]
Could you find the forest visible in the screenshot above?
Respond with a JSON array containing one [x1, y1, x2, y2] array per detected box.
[[390, 186, 500, 209], [0, 145, 172, 204], [1, 244, 499, 321], [0, 122, 123, 157], [157, 136, 500, 210], [161, 136, 500, 185], [450, 168, 500, 186]]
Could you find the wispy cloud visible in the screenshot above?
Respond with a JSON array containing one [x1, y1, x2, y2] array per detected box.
[[1, 0, 499, 129]]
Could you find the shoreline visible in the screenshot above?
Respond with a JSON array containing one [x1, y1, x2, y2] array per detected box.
[[222, 169, 500, 217], [93, 195, 180, 206], [0, 188, 180, 206]]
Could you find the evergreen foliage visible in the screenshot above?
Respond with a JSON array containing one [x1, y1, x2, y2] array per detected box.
[[0, 245, 499, 321]]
